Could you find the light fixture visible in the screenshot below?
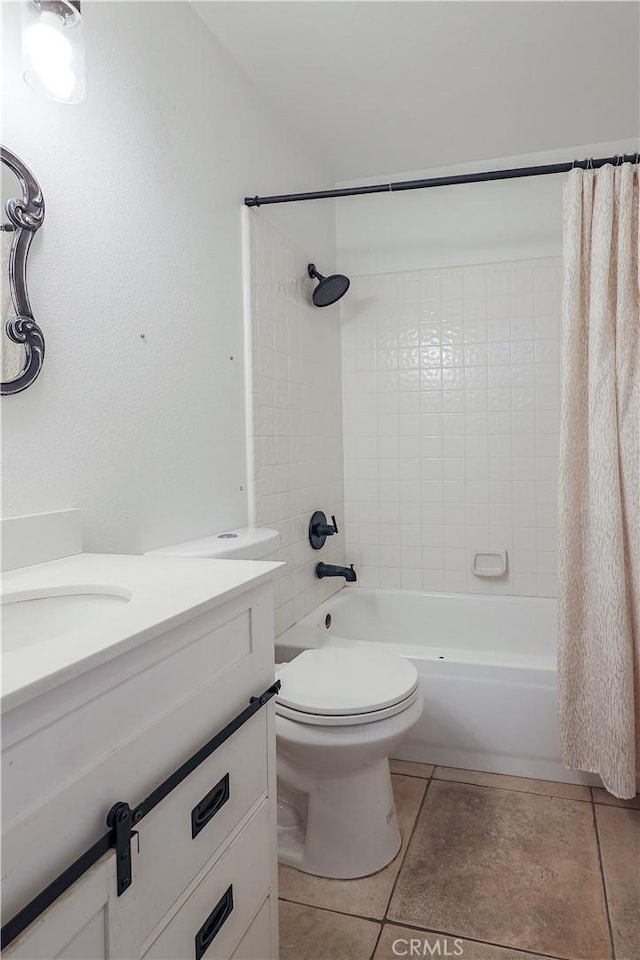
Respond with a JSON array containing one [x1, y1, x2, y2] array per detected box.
[[21, 0, 85, 103]]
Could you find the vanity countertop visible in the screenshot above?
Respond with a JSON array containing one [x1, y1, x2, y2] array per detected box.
[[1, 552, 282, 711]]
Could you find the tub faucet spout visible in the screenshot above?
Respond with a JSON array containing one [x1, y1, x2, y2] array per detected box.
[[316, 562, 357, 582]]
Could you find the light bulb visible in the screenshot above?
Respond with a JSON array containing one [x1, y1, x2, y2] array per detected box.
[[24, 11, 74, 99], [22, 2, 85, 103]]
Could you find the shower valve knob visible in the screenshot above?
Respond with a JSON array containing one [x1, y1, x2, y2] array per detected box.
[[318, 516, 338, 537], [309, 511, 339, 549]]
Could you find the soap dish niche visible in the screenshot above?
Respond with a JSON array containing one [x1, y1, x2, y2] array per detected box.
[[472, 550, 508, 578]]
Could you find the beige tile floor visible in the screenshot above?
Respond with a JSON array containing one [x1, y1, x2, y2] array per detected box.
[[279, 761, 640, 960]]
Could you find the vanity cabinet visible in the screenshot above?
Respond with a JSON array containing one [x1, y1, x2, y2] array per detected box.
[[2, 577, 279, 960]]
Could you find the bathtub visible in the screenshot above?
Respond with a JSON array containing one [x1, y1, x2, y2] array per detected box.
[[276, 588, 593, 785]]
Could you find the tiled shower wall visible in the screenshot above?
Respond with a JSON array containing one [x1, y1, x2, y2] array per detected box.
[[341, 258, 562, 597], [247, 212, 345, 635]]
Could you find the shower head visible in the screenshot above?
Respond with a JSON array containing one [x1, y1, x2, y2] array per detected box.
[[307, 263, 350, 307]]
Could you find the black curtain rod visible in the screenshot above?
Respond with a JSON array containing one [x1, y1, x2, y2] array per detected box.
[[245, 153, 639, 207]]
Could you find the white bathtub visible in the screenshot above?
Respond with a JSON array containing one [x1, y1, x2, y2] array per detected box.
[[276, 588, 593, 785]]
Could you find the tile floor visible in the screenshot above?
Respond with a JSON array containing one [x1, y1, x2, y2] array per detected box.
[[279, 762, 640, 960]]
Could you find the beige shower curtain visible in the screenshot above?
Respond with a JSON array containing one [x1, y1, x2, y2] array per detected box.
[[558, 161, 640, 799]]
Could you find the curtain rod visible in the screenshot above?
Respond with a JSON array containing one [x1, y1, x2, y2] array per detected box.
[[244, 153, 639, 207]]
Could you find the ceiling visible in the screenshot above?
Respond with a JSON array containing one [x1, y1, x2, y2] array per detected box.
[[193, 1, 640, 181]]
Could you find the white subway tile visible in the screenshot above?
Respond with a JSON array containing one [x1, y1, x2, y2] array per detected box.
[[422, 503, 444, 525], [444, 570, 468, 592], [422, 525, 444, 547], [487, 340, 511, 364], [535, 338, 560, 363], [511, 340, 535, 363], [339, 255, 562, 600], [534, 289, 559, 315], [443, 526, 466, 549], [487, 294, 510, 319], [488, 320, 511, 342], [510, 292, 535, 317], [535, 314, 560, 338], [422, 569, 445, 591], [512, 573, 539, 597], [423, 547, 444, 569], [402, 569, 423, 590], [536, 573, 558, 597]]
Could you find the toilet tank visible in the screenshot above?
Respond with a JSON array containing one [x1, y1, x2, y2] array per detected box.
[[145, 527, 280, 561]]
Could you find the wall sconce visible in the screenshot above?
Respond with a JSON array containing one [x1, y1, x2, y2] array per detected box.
[[22, 0, 85, 103]]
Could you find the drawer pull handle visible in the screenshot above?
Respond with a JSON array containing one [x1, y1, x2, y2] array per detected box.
[[191, 773, 230, 839], [195, 885, 234, 960]]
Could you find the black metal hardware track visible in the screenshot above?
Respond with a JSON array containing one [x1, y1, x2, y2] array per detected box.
[[244, 153, 639, 207], [1, 681, 280, 951]]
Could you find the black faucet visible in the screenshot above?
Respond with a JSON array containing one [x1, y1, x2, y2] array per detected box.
[[316, 562, 357, 582]]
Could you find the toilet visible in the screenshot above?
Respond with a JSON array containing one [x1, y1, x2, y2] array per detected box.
[[147, 529, 423, 880], [275, 647, 423, 879]]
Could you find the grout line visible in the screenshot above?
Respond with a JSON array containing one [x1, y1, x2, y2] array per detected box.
[[370, 917, 582, 960], [382, 763, 603, 960], [592, 799, 617, 960], [389, 771, 432, 781], [279, 896, 586, 960], [278, 895, 383, 925], [383, 775, 432, 920], [590, 785, 640, 810], [280, 763, 613, 960], [369, 921, 384, 960], [431, 770, 592, 802]]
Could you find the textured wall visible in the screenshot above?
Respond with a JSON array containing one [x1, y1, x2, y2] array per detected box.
[[0, 2, 334, 553], [247, 213, 345, 635], [335, 140, 639, 277], [341, 257, 562, 598]]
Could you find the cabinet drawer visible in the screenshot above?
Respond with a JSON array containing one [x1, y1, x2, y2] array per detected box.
[[135, 707, 270, 937], [3, 582, 275, 926], [143, 802, 271, 960], [231, 899, 273, 960]]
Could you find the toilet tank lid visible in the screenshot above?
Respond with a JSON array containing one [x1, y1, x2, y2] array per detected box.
[[145, 527, 280, 560]]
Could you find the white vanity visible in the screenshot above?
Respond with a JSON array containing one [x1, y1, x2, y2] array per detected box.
[[1, 518, 281, 960]]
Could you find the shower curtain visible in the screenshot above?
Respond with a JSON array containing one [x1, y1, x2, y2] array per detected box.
[[558, 161, 640, 799]]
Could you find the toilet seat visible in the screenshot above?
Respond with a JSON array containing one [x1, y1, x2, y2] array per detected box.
[[276, 648, 419, 726], [276, 685, 422, 726]]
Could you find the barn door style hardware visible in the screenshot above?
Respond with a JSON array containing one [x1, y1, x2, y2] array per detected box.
[[1, 681, 280, 951]]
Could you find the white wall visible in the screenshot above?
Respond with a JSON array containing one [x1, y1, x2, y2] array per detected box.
[[336, 141, 639, 275], [0, 1, 335, 553], [246, 212, 345, 635]]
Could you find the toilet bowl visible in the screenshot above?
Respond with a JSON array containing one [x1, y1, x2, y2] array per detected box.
[[275, 647, 423, 879]]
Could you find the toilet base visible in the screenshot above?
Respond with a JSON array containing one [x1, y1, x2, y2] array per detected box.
[[277, 757, 402, 879]]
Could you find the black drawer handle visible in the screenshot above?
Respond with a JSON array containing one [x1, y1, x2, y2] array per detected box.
[[191, 773, 230, 839], [195, 885, 234, 960]]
